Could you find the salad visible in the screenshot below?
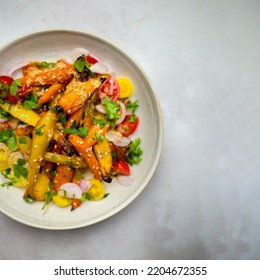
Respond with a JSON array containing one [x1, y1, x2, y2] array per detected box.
[[0, 49, 142, 210]]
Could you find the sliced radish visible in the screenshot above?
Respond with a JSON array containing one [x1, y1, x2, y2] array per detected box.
[[78, 179, 92, 193], [115, 101, 126, 125], [71, 48, 90, 61], [105, 130, 130, 147], [59, 183, 82, 199], [90, 62, 109, 74], [95, 103, 106, 114]]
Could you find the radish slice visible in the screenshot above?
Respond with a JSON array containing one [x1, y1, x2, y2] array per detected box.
[[0, 118, 8, 123], [59, 183, 82, 199], [78, 179, 92, 193], [95, 104, 106, 114], [116, 101, 126, 125], [105, 130, 130, 147], [90, 62, 109, 74], [71, 48, 90, 61]]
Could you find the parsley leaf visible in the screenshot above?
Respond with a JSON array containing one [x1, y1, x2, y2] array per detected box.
[[34, 61, 56, 69], [126, 138, 143, 165], [73, 55, 95, 77], [35, 124, 45, 136], [10, 79, 22, 96], [126, 100, 139, 113], [102, 97, 120, 120], [63, 121, 89, 137], [0, 129, 17, 151], [22, 94, 39, 110], [13, 158, 28, 179], [92, 118, 108, 128]]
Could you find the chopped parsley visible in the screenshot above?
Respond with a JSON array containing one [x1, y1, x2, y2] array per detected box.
[[73, 55, 95, 77], [22, 94, 39, 110], [102, 97, 120, 120], [126, 100, 139, 113], [13, 158, 28, 179], [0, 129, 17, 151], [10, 79, 22, 96], [0, 107, 10, 119], [34, 61, 56, 69], [35, 124, 45, 136], [18, 136, 27, 144], [92, 118, 108, 128], [63, 121, 89, 137], [126, 138, 143, 165]]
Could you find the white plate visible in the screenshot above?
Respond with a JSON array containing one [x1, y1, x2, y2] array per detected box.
[[0, 29, 163, 230]]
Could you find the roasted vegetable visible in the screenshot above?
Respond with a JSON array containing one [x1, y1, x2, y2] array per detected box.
[[93, 137, 112, 183], [23, 110, 56, 199]]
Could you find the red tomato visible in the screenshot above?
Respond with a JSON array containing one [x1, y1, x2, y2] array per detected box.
[[99, 78, 120, 101], [0, 75, 32, 104], [8, 84, 32, 104], [0, 76, 13, 99], [112, 160, 130, 175], [116, 115, 139, 137]]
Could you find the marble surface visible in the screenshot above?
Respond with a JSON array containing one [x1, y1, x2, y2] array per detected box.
[[0, 0, 260, 260]]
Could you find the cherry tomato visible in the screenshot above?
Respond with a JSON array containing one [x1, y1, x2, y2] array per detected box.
[[0, 75, 32, 104], [112, 160, 130, 175], [116, 115, 139, 137], [99, 78, 120, 101], [0, 76, 13, 99]]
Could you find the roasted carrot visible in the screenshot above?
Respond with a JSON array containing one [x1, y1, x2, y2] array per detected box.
[[85, 123, 110, 147], [38, 84, 65, 104], [68, 134, 102, 180], [23, 63, 39, 76], [65, 107, 85, 129], [53, 164, 75, 190], [57, 78, 102, 114], [19, 65, 75, 86]]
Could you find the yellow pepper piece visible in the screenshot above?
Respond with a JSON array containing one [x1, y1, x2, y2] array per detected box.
[[52, 195, 72, 207], [32, 171, 50, 201], [87, 178, 105, 201], [0, 103, 40, 126], [0, 144, 9, 171], [117, 77, 134, 99]]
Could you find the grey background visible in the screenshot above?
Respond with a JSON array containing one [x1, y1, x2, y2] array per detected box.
[[0, 0, 259, 259]]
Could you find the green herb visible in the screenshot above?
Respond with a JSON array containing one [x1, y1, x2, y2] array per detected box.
[[102, 97, 120, 120], [34, 61, 56, 69], [10, 79, 22, 96], [41, 190, 57, 210], [0, 129, 17, 151], [94, 131, 104, 142], [35, 124, 45, 136], [92, 118, 108, 128], [126, 100, 139, 113], [51, 154, 57, 160], [19, 136, 27, 144], [13, 158, 28, 179], [22, 94, 39, 110], [126, 138, 143, 165], [57, 111, 67, 126], [0, 83, 9, 99], [0, 107, 10, 119], [24, 195, 34, 204], [128, 114, 137, 123], [80, 192, 94, 202], [63, 121, 89, 137], [73, 55, 95, 77]]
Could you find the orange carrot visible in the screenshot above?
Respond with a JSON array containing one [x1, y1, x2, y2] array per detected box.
[[85, 123, 110, 147], [19, 65, 75, 86], [52, 164, 75, 190], [65, 107, 85, 129], [68, 134, 102, 180], [57, 78, 102, 114], [38, 84, 65, 104]]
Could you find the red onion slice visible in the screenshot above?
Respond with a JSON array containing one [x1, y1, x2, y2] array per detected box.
[[95, 103, 106, 114], [59, 183, 82, 199], [78, 179, 92, 193]]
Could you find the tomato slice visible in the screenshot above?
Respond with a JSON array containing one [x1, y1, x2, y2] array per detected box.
[[0, 76, 13, 99], [0, 75, 32, 104], [99, 78, 120, 101], [116, 115, 139, 137], [112, 160, 130, 175]]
